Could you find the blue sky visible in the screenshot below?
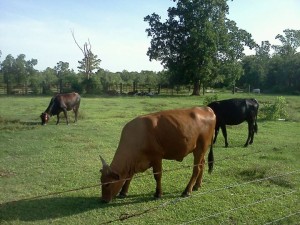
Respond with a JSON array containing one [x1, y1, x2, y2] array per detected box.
[[0, 0, 299, 72]]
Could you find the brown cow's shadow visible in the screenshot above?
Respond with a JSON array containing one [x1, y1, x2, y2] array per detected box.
[[0, 194, 165, 222]]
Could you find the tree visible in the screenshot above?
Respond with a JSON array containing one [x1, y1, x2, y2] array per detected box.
[[77, 51, 101, 77], [144, 0, 255, 95], [218, 19, 256, 93], [239, 41, 271, 89], [54, 61, 71, 93], [40, 67, 57, 94], [272, 29, 300, 57], [13, 54, 38, 94], [1, 54, 16, 94], [269, 29, 300, 92], [71, 30, 101, 79], [71, 30, 101, 93]]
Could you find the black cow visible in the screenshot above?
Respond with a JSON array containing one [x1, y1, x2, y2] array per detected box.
[[40, 92, 81, 125], [207, 98, 259, 147]]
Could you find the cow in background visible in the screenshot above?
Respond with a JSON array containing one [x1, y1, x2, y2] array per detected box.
[[40, 92, 81, 125], [100, 107, 216, 203], [208, 98, 259, 147]]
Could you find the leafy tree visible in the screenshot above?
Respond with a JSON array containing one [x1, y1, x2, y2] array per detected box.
[[239, 41, 271, 89], [77, 51, 101, 77], [54, 61, 71, 93], [218, 19, 256, 92], [1, 54, 16, 94], [13, 54, 38, 94], [256, 41, 271, 59], [144, 0, 255, 95], [41, 67, 58, 94], [272, 29, 300, 57], [267, 29, 300, 92], [240, 56, 263, 89]]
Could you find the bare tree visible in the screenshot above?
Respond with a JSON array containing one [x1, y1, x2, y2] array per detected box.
[[71, 30, 94, 80]]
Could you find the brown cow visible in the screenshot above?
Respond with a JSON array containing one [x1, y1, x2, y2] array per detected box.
[[100, 107, 216, 203], [40, 92, 81, 125]]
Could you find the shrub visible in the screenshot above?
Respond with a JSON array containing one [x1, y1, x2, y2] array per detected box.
[[203, 94, 218, 105], [260, 96, 288, 120]]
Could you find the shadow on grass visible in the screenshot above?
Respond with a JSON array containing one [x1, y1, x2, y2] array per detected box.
[[0, 117, 41, 131], [0, 194, 156, 222]]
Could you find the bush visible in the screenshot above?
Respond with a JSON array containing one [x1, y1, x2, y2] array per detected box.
[[260, 96, 288, 120], [203, 94, 218, 105]]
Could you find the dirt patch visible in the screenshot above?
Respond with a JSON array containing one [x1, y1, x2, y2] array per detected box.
[[0, 169, 16, 178]]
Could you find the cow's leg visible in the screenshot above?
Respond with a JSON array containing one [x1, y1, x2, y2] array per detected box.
[[220, 125, 228, 147], [56, 113, 60, 125], [245, 121, 253, 147], [249, 119, 256, 145], [74, 108, 78, 123], [182, 148, 204, 197], [118, 178, 132, 198], [62, 108, 69, 125], [152, 159, 163, 198], [213, 125, 220, 144], [73, 105, 79, 123], [193, 158, 205, 191]]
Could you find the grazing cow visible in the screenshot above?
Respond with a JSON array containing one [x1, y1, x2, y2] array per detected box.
[[207, 98, 259, 147], [40, 92, 81, 125], [100, 107, 216, 203]]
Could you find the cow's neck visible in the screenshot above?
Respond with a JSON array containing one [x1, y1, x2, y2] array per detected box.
[[45, 98, 55, 115], [110, 153, 135, 179]]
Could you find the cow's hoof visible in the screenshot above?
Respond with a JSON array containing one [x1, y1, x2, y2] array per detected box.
[[181, 192, 191, 198], [192, 186, 200, 191], [154, 192, 162, 199], [118, 193, 127, 198]]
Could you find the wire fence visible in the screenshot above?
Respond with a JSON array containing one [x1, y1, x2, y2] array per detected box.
[[1, 149, 299, 224], [0, 149, 263, 206], [179, 190, 298, 224], [99, 170, 299, 224]]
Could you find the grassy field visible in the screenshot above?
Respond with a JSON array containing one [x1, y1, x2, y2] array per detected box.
[[0, 93, 299, 224]]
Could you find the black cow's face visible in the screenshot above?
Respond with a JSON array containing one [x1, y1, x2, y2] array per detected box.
[[40, 113, 50, 125]]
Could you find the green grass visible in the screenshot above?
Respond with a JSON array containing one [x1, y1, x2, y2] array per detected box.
[[0, 93, 299, 224]]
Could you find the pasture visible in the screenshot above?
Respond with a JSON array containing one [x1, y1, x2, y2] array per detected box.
[[0, 93, 299, 224]]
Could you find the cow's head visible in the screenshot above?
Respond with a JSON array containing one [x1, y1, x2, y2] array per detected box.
[[100, 156, 124, 203], [40, 112, 50, 125]]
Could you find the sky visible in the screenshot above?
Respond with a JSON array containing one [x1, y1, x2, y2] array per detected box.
[[0, 0, 299, 73]]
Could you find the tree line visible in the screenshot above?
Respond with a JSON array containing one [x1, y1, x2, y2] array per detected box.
[[0, 0, 299, 95]]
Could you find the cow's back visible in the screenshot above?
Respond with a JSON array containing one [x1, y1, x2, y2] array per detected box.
[[115, 107, 215, 163], [208, 99, 249, 125], [54, 92, 80, 110]]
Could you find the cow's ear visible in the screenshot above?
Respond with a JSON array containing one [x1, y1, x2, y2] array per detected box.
[[100, 165, 111, 175]]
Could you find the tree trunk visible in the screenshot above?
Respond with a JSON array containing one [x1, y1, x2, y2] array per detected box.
[[191, 80, 200, 96]]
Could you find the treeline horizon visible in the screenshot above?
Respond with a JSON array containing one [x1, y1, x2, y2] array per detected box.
[[0, 28, 299, 95], [1, 47, 299, 95]]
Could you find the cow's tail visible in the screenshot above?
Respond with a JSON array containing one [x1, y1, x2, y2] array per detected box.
[[253, 99, 259, 134], [254, 118, 258, 134], [208, 137, 214, 174]]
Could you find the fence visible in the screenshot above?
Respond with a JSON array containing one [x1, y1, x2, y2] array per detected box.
[[0, 83, 194, 96], [1, 149, 298, 224]]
